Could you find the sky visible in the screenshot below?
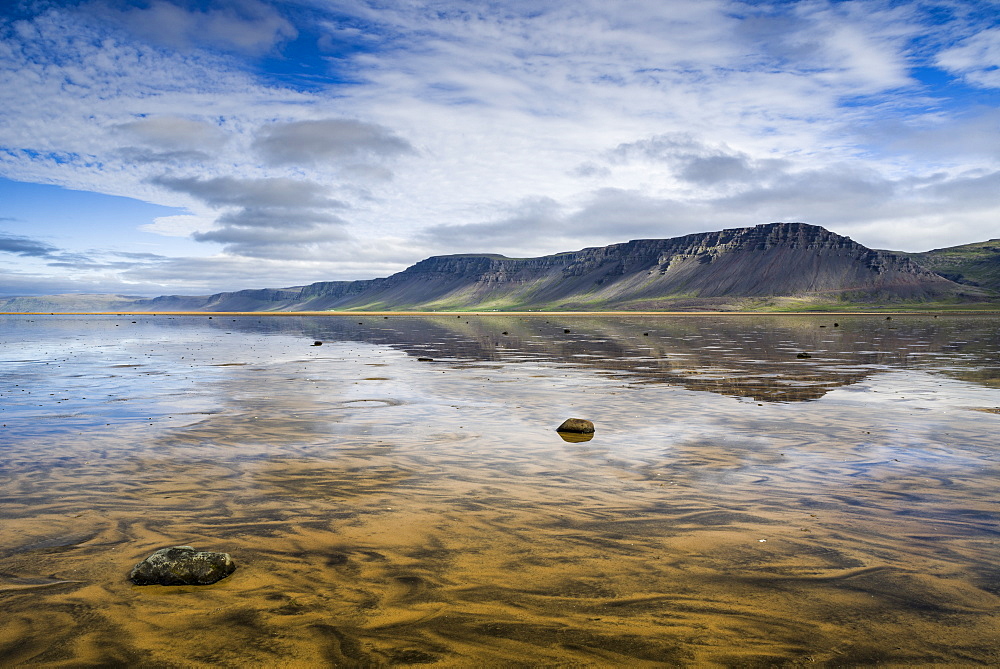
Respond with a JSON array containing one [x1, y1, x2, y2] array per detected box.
[[0, 0, 998, 297]]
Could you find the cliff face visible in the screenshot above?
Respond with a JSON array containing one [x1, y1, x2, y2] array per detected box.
[[115, 222, 981, 312], [165, 222, 967, 311], [9, 222, 982, 313]]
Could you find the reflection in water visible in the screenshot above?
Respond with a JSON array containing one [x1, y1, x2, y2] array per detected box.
[[557, 431, 594, 443], [0, 314, 999, 666]]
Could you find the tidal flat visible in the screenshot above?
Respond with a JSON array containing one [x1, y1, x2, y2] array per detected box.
[[1, 313, 999, 667]]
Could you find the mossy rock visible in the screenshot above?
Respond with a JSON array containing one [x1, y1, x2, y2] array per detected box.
[[129, 546, 236, 586]]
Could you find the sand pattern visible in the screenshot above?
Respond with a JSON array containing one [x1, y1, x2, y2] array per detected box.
[[1, 314, 999, 666]]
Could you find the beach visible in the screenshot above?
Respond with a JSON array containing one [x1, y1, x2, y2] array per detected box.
[[1, 313, 999, 666]]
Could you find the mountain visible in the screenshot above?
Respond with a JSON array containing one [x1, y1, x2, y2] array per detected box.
[[0, 293, 150, 312], [891, 239, 1000, 294], [1, 222, 992, 313]]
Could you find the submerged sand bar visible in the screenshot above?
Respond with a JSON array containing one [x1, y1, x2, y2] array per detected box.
[[1, 313, 998, 665]]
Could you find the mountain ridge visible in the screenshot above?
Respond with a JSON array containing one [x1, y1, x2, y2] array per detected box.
[[2, 222, 995, 312]]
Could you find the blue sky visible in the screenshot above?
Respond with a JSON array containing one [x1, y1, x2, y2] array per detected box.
[[1, 0, 998, 296]]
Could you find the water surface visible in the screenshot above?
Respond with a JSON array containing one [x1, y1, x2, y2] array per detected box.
[[1, 314, 999, 666]]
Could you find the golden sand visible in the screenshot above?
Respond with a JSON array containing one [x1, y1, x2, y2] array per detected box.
[[1, 314, 998, 666]]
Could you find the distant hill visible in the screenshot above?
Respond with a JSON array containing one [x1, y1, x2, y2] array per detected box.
[[0, 294, 148, 313], [891, 239, 1000, 294], [2, 222, 994, 313]]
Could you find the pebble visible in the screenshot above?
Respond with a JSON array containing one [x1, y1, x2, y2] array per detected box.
[[556, 418, 595, 434]]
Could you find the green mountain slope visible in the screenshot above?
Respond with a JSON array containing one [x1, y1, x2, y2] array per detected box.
[[893, 239, 1000, 294]]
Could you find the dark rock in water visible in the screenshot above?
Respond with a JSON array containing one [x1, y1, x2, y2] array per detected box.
[[502, 331, 509, 335], [564, 328, 571, 333], [796, 352, 812, 359], [417, 357, 434, 362], [557, 418, 595, 434], [643, 332, 649, 336], [833, 322, 839, 327], [311, 341, 323, 346], [129, 546, 235, 586]]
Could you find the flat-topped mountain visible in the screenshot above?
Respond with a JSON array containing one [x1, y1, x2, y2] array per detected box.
[[2, 222, 992, 312], [137, 222, 985, 311]]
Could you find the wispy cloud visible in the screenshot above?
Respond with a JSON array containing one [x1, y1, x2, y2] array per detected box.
[[0, 231, 58, 257], [937, 27, 1000, 88]]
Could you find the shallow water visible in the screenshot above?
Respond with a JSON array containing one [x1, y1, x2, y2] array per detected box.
[[1, 314, 999, 667]]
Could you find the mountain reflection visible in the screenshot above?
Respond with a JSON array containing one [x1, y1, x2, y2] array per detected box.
[[185, 313, 1000, 402]]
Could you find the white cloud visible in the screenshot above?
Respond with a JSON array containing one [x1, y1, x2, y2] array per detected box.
[[141, 214, 213, 237], [937, 27, 1000, 88]]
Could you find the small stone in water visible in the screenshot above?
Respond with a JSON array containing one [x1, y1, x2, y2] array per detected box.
[[312, 341, 323, 346], [557, 418, 595, 434]]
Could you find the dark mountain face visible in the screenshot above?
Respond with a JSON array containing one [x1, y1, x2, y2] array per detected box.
[[2, 222, 988, 313], [133, 222, 981, 312]]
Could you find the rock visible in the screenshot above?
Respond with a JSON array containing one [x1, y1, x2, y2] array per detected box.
[[129, 546, 236, 586], [557, 418, 595, 434], [311, 341, 323, 346], [417, 357, 434, 362], [796, 352, 812, 359], [564, 328, 571, 333]]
